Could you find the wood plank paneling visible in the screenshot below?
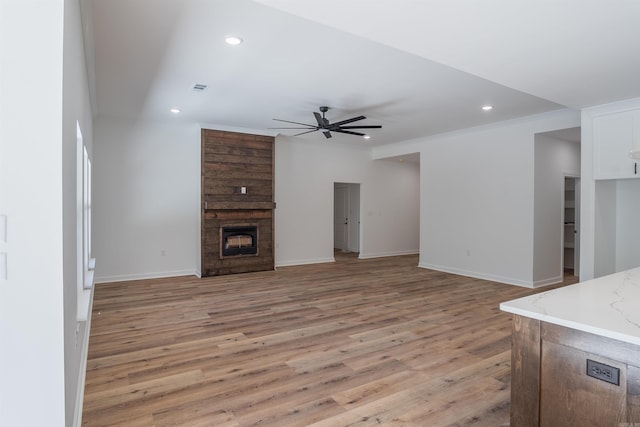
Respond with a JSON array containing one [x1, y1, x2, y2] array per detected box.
[[510, 314, 541, 427], [201, 129, 274, 276], [83, 254, 577, 426], [510, 320, 640, 426], [629, 364, 640, 423], [540, 341, 627, 426], [541, 322, 640, 366]]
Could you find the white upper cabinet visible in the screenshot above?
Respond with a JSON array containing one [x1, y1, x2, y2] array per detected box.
[[593, 110, 640, 179]]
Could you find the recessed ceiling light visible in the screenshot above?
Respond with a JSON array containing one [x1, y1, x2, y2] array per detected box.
[[170, 108, 181, 114], [482, 105, 494, 111], [363, 135, 371, 140], [224, 35, 243, 46]]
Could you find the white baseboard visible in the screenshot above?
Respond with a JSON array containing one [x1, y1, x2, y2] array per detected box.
[[275, 257, 335, 267], [358, 250, 419, 259], [95, 269, 198, 284], [418, 262, 534, 288], [532, 275, 563, 288]]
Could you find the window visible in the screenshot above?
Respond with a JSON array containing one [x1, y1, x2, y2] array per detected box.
[[77, 122, 93, 321]]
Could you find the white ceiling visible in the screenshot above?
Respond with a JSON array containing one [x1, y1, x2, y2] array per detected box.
[[87, 0, 640, 146]]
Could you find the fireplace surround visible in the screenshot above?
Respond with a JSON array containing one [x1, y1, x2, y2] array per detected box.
[[200, 129, 275, 276]]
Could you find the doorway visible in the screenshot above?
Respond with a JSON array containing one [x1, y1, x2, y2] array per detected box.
[[563, 176, 580, 278], [334, 183, 360, 254]]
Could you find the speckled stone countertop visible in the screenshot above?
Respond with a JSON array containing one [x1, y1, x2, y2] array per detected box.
[[500, 267, 640, 346]]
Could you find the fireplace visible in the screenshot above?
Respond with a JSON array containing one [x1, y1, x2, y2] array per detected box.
[[201, 129, 274, 276], [220, 225, 258, 258]]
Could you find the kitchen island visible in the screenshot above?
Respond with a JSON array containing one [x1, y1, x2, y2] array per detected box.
[[500, 268, 640, 426]]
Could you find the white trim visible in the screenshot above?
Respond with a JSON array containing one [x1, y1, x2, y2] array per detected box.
[[72, 286, 94, 427], [83, 267, 94, 290], [95, 269, 198, 284], [582, 96, 640, 117], [276, 257, 335, 267], [418, 262, 534, 288], [372, 107, 578, 159], [358, 250, 419, 259], [198, 123, 278, 137], [77, 285, 92, 322], [532, 275, 564, 288]]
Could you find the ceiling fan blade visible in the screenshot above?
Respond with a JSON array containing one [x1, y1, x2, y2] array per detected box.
[[323, 131, 332, 139], [338, 125, 382, 129], [332, 129, 365, 136], [293, 129, 319, 136], [330, 115, 366, 127], [273, 118, 315, 127], [268, 126, 317, 129], [313, 112, 326, 128]]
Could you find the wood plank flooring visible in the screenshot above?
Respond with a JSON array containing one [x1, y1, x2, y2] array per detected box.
[[83, 254, 577, 426]]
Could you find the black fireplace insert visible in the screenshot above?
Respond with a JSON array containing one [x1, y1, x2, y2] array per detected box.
[[221, 225, 258, 257]]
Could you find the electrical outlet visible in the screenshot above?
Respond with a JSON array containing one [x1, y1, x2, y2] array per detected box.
[[586, 359, 620, 385]]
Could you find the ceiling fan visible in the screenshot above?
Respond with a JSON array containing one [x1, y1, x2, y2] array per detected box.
[[271, 106, 382, 139]]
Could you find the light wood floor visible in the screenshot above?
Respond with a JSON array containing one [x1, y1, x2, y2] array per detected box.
[[83, 253, 577, 426]]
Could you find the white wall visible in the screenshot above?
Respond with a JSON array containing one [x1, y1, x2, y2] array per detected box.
[[592, 179, 640, 277], [93, 118, 200, 282], [0, 0, 89, 425], [400, 109, 580, 287], [275, 136, 420, 266], [593, 180, 617, 277], [62, 0, 96, 424], [533, 134, 580, 286], [93, 125, 419, 278], [580, 97, 640, 280], [615, 179, 640, 271]]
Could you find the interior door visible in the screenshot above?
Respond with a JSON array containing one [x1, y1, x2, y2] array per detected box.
[[347, 183, 360, 253], [334, 184, 348, 251]]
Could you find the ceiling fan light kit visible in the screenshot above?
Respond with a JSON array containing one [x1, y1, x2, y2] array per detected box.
[[271, 106, 382, 139]]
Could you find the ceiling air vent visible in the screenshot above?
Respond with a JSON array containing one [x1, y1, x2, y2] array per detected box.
[[192, 84, 208, 92]]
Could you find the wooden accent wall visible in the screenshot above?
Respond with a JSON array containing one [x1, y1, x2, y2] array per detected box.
[[201, 129, 275, 276]]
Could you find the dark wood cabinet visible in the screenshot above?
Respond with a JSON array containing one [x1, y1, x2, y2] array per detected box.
[[540, 340, 627, 426], [510, 315, 640, 426]]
